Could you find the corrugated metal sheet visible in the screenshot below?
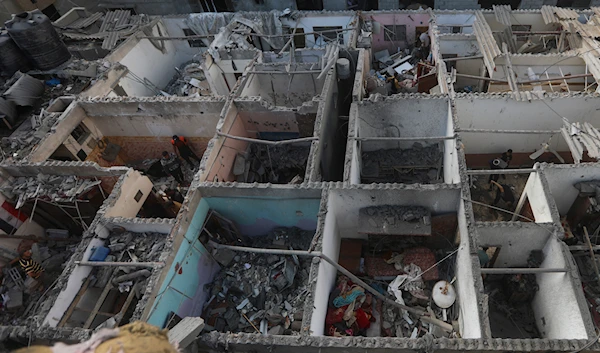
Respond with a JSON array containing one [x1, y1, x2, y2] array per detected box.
[[473, 11, 501, 77], [69, 12, 103, 29], [102, 31, 120, 50], [493, 5, 512, 26], [554, 7, 578, 20], [571, 22, 600, 38], [541, 6, 558, 24]]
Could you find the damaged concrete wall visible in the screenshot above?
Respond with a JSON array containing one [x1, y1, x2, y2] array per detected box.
[[105, 20, 197, 97], [357, 96, 449, 150], [240, 69, 325, 108], [444, 101, 460, 184], [531, 237, 591, 339], [146, 196, 219, 328], [315, 67, 341, 181], [204, 54, 232, 96], [475, 222, 554, 267], [279, 14, 357, 48], [434, 14, 475, 34], [29, 103, 87, 163], [103, 170, 153, 218], [540, 163, 600, 216], [367, 12, 431, 53], [521, 170, 554, 223], [454, 95, 600, 159]]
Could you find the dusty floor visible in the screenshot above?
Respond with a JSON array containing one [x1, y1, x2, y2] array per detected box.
[[469, 173, 528, 222]]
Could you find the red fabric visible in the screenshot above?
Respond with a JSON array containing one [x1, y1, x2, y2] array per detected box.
[[402, 247, 439, 281], [325, 306, 347, 325], [171, 136, 187, 147], [355, 308, 371, 329]]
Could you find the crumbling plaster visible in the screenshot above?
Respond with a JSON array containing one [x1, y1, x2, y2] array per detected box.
[[103, 170, 153, 218]]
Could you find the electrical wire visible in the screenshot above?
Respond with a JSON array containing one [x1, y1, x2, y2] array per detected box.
[[406, 248, 460, 283]]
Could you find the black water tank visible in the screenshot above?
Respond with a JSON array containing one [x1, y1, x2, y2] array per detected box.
[[0, 30, 31, 76], [5, 10, 71, 70]]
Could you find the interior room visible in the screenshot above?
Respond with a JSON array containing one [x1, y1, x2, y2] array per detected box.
[[347, 97, 456, 185], [237, 63, 327, 109], [477, 222, 590, 339], [311, 187, 468, 339], [489, 56, 592, 93], [481, 12, 579, 55], [145, 186, 323, 335], [27, 98, 224, 181], [201, 100, 319, 184], [454, 95, 600, 169], [434, 13, 475, 35], [437, 36, 485, 93]]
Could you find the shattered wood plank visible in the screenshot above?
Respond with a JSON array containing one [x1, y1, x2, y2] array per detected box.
[[83, 269, 117, 329], [58, 276, 92, 327]]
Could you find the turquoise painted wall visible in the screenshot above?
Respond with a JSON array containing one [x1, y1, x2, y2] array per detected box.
[[146, 196, 321, 327]]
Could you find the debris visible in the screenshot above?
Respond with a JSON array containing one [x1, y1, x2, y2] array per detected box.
[[5, 288, 23, 311], [203, 227, 313, 335], [240, 144, 310, 184], [167, 317, 205, 349], [362, 143, 442, 184], [163, 61, 210, 97]]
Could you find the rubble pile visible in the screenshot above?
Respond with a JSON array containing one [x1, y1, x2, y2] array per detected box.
[[235, 144, 310, 184], [362, 205, 430, 225], [93, 232, 167, 294], [0, 241, 75, 325], [0, 174, 101, 208], [1, 109, 61, 160], [362, 143, 442, 184], [486, 250, 541, 338], [203, 227, 313, 335], [163, 61, 210, 97]]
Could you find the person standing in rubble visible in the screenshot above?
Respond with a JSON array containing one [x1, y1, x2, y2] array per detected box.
[[490, 180, 515, 210], [161, 151, 185, 185], [171, 135, 200, 168], [419, 31, 430, 58]]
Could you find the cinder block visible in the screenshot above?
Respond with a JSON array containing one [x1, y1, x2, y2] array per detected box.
[[168, 317, 205, 349]]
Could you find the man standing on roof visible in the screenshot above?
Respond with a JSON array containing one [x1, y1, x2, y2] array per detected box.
[[171, 135, 200, 168]]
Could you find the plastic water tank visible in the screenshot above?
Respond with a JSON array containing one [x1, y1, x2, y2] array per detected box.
[[336, 58, 351, 80], [5, 10, 71, 70], [0, 30, 31, 76]]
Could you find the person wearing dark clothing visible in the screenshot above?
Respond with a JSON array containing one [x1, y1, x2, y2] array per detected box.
[[491, 180, 515, 208], [165, 188, 184, 203], [172, 135, 200, 167], [501, 149, 513, 166], [161, 151, 184, 184]]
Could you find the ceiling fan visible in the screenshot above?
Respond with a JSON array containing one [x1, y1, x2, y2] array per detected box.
[[529, 137, 565, 163]]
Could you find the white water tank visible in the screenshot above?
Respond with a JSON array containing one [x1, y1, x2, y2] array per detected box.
[[336, 58, 351, 80]]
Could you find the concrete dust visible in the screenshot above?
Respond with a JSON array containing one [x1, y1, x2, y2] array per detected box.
[[238, 144, 310, 184]]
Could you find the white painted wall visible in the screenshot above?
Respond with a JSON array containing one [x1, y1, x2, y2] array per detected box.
[[522, 171, 554, 223], [438, 37, 479, 56], [455, 200, 483, 338], [435, 14, 475, 34], [542, 164, 600, 215], [107, 20, 197, 96], [476, 223, 553, 267], [455, 97, 600, 154], [310, 208, 341, 336], [531, 238, 588, 339], [103, 171, 153, 218], [482, 13, 553, 32]]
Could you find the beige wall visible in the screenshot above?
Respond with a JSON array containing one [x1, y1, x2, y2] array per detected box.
[[103, 170, 153, 218]]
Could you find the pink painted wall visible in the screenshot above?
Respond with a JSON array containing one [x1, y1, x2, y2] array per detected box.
[[207, 113, 254, 182], [367, 13, 431, 54]]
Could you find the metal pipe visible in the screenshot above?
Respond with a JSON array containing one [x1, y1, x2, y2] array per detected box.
[[248, 70, 322, 75], [216, 132, 317, 145], [442, 55, 484, 62], [480, 268, 568, 274], [455, 73, 508, 83], [76, 261, 163, 268], [457, 128, 560, 134], [466, 168, 536, 175], [140, 27, 357, 41], [518, 73, 594, 85], [351, 135, 456, 141]]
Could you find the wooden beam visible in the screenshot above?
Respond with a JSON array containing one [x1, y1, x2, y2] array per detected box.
[[83, 273, 115, 329], [58, 276, 92, 327], [114, 282, 142, 327], [466, 168, 536, 175], [442, 55, 484, 62]]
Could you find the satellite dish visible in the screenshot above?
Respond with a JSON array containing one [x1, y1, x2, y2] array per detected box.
[[432, 280, 456, 322]]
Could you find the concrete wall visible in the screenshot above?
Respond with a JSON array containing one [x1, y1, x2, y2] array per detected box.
[[147, 188, 321, 328], [103, 171, 152, 218], [476, 222, 553, 267], [541, 164, 600, 215], [455, 96, 600, 155], [531, 238, 589, 339], [521, 171, 554, 223], [444, 101, 461, 184], [435, 14, 475, 34], [240, 69, 325, 108], [280, 15, 357, 48], [365, 13, 431, 53], [105, 20, 199, 97]]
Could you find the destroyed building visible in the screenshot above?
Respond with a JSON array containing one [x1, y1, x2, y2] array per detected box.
[[4, 5, 600, 353]]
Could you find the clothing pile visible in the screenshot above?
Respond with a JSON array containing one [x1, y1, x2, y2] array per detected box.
[[325, 275, 376, 337]]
